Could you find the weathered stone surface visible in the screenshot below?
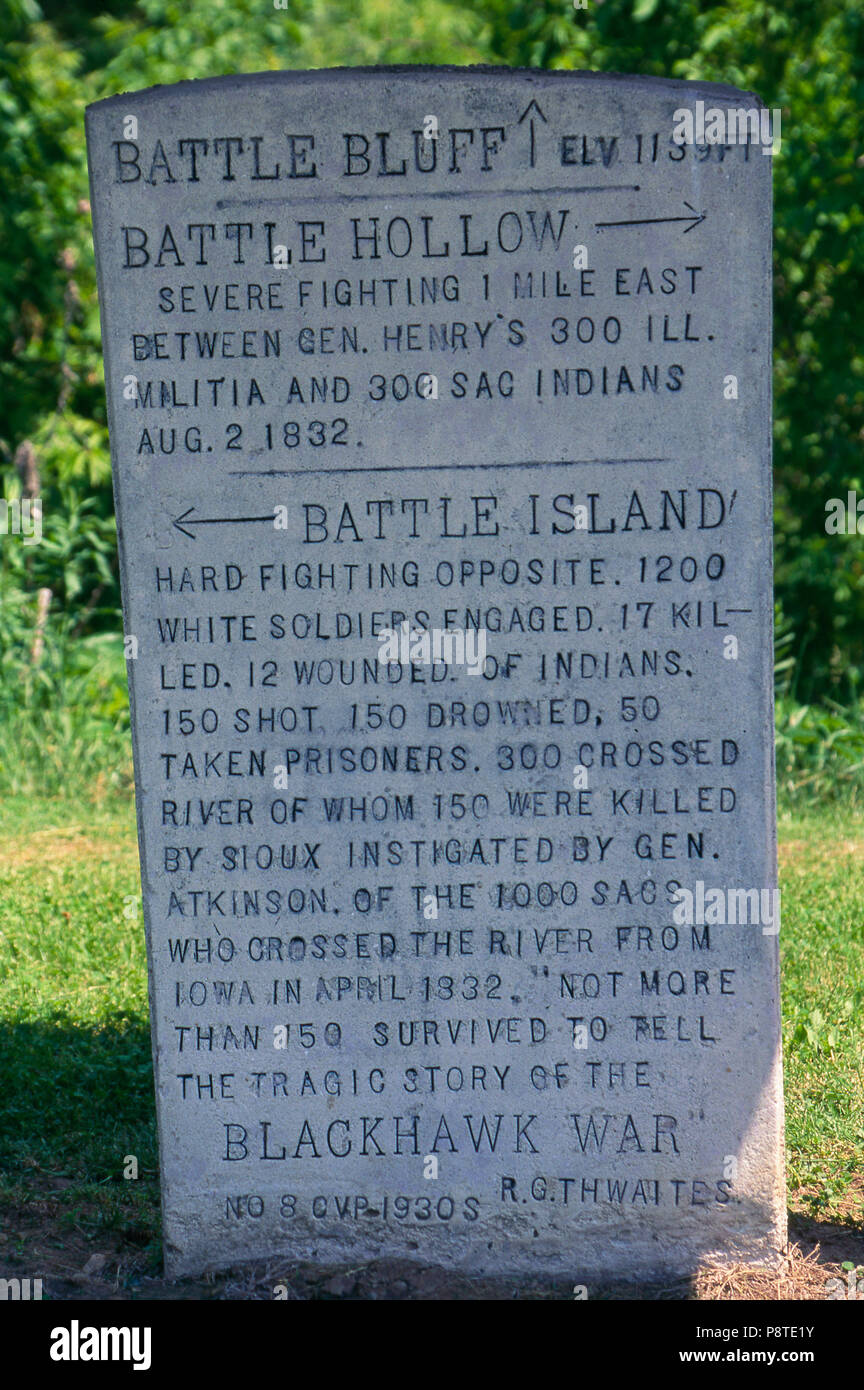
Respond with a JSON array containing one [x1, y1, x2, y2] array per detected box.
[[86, 68, 784, 1282]]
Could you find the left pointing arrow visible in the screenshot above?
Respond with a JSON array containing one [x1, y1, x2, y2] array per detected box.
[[173, 507, 276, 540]]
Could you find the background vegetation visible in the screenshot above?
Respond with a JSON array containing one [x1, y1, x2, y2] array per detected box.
[[2, 0, 863, 800]]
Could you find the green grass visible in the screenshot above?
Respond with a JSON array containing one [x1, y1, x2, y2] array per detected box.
[[0, 792, 861, 1282], [0, 794, 159, 1264], [776, 802, 864, 1217]]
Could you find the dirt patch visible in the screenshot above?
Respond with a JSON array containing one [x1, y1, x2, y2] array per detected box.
[[778, 836, 864, 865], [0, 825, 135, 870], [1, 1188, 860, 1301]]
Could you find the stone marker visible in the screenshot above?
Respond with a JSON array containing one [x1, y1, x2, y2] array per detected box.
[[86, 68, 784, 1282]]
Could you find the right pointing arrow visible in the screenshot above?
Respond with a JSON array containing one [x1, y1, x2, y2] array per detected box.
[[595, 201, 707, 234]]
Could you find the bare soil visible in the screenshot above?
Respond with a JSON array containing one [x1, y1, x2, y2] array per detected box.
[[2, 1184, 861, 1300]]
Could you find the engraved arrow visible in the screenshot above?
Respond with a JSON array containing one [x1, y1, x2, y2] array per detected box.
[[172, 506, 276, 540], [517, 98, 548, 169], [595, 201, 707, 234]]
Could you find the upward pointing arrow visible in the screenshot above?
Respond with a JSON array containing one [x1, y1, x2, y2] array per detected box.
[[517, 98, 549, 125], [517, 98, 549, 168]]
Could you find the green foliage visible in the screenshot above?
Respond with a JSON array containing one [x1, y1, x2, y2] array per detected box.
[[0, 574, 131, 797], [775, 697, 864, 805], [1, 0, 863, 721], [0, 4, 106, 472]]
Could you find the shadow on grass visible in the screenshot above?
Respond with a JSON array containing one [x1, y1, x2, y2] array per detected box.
[[0, 1016, 156, 1180]]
